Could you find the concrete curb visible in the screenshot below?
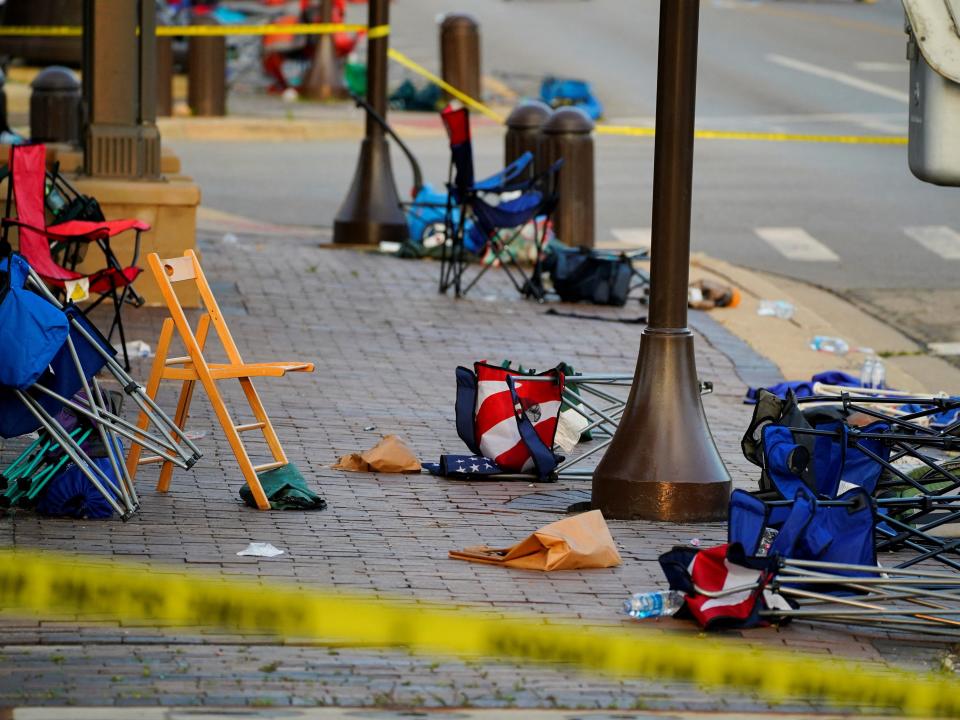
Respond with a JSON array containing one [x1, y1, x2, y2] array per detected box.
[[686, 254, 960, 394]]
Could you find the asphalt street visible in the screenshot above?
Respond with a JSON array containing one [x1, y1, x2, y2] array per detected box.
[[172, 0, 960, 346]]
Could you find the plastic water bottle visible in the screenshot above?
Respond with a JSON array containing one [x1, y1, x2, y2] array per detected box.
[[810, 336, 850, 355], [757, 300, 795, 319], [861, 354, 886, 389], [623, 590, 684, 620]]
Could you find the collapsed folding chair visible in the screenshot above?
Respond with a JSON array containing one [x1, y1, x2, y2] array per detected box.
[[438, 105, 561, 300], [0, 253, 199, 519], [426, 362, 713, 482], [1, 144, 149, 370], [661, 543, 960, 638], [741, 388, 960, 571], [126, 250, 315, 510]]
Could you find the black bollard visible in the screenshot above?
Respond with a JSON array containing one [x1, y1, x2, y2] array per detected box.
[[439, 13, 481, 102], [504, 100, 552, 181], [542, 107, 595, 249], [188, 19, 226, 117], [30, 66, 82, 144]]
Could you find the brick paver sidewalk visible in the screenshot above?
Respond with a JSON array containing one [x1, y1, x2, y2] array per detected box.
[[0, 229, 951, 712]]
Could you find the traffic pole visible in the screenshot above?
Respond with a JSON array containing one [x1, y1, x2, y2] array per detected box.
[[333, 0, 408, 245], [591, 0, 731, 522]]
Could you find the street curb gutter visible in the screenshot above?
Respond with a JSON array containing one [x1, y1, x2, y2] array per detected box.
[[687, 254, 960, 395]]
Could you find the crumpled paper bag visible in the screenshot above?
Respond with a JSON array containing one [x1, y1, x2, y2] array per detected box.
[[449, 510, 622, 571], [333, 434, 421, 473]]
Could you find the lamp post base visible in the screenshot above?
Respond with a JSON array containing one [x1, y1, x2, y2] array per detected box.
[[333, 136, 409, 245], [591, 327, 731, 522]]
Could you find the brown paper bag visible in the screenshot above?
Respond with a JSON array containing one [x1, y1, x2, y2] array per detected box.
[[449, 510, 621, 571], [333, 434, 421, 473]]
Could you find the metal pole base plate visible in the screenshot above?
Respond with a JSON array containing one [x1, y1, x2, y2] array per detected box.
[[591, 328, 731, 522]]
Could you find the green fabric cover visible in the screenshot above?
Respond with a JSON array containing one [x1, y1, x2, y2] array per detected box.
[[240, 463, 327, 511]]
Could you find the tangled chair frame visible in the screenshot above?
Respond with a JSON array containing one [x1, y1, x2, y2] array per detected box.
[[0, 256, 200, 519], [743, 386, 960, 571], [441, 372, 712, 482]]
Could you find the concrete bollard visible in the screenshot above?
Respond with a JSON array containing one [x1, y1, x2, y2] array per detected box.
[[156, 36, 173, 117], [30, 66, 81, 144], [188, 24, 226, 117], [439, 13, 481, 102], [542, 106, 595, 249], [504, 100, 552, 181]]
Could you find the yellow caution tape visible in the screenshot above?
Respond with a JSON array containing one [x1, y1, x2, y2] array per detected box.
[[381, 59, 907, 146], [0, 23, 376, 38], [0, 26, 82, 37], [0, 25, 906, 147], [387, 48, 505, 123], [596, 125, 908, 145], [0, 549, 956, 717]]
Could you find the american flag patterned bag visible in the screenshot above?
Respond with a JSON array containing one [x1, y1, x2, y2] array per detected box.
[[454, 362, 564, 479]]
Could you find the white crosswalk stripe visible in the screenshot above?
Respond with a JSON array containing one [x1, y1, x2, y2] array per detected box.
[[754, 227, 840, 261], [767, 54, 909, 104], [903, 226, 960, 259]]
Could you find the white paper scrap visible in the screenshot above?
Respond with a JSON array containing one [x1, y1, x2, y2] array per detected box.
[[237, 542, 284, 558]]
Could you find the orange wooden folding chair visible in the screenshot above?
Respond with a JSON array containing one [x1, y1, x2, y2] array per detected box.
[[126, 250, 314, 509]]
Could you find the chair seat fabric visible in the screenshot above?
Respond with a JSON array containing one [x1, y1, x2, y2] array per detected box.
[[47, 218, 151, 239]]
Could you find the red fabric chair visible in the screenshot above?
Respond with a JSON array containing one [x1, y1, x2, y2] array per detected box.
[[1, 144, 149, 369]]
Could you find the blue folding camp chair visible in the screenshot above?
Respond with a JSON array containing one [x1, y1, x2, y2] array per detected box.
[[438, 105, 562, 300], [741, 388, 960, 570], [0, 253, 200, 519]]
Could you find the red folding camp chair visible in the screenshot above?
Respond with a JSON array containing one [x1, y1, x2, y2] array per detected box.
[[1, 144, 149, 370]]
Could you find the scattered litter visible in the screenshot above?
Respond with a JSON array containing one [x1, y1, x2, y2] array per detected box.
[[363, 425, 376, 432], [809, 335, 850, 355], [555, 407, 590, 453], [236, 542, 284, 558], [281, 87, 299, 103], [449, 510, 621, 571], [184, 430, 207, 441], [928, 341, 960, 356], [221, 233, 239, 245], [689, 537, 701, 547], [333, 434, 421, 473], [113, 340, 153, 359], [544, 308, 647, 324], [389, 78, 442, 112], [756, 300, 794, 319], [859, 353, 886, 389], [423, 454, 501, 479], [239, 463, 326, 511], [688, 279, 740, 310], [624, 589, 684, 619], [378, 241, 402, 254], [540, 76, 603, 120]]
